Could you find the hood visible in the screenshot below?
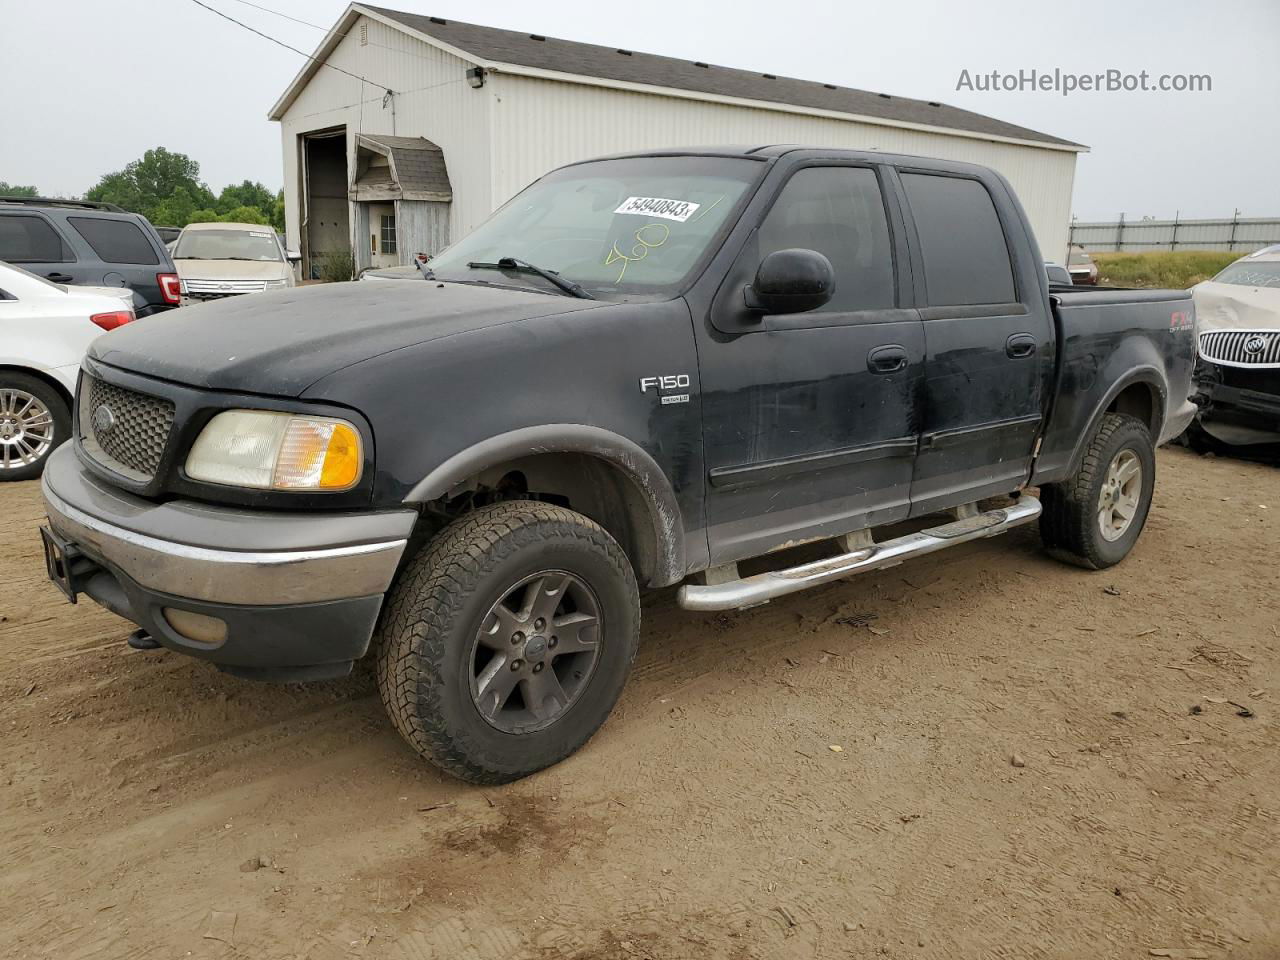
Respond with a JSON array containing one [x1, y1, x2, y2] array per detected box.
[[89, 279, 605, 396], [175, 259, 290, 282], [1192, 281, 1280, 331]]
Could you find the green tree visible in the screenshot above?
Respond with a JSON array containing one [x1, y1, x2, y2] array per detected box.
[[270, 190, 285, 233], [85, 147, 214, 224], [0, 182, 39, 198], [215, 180, 276, 217], [217, 205, 270, 226]]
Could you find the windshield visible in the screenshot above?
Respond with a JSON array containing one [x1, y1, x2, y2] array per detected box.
[[1068, 246, 1092, 265], [426, 156, 760, 299], [174, 228, 282, 262], [1211, 260, 1280, 288]]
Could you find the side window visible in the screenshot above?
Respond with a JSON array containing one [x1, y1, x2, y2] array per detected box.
[[758, 166, 895, 313], [67, 216, 160, 265], [900, 173, 1016, 306], [0, 215, 74, 263]]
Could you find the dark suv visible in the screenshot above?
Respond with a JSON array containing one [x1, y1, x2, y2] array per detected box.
[[0, 198, 180, 316]]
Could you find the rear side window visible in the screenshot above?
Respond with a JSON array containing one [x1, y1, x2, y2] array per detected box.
[[901, 174, 1015, 306], [0, 215, 73, 262], [68, 216, 160, 265], [758, 166, 895, 313]]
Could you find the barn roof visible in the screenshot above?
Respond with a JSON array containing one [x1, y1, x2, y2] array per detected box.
[[271, 4, 1084, 151]]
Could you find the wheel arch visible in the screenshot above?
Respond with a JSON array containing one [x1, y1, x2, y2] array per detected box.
[[0, 363, 74, 409], [403, 425, 685, 588], [1067, 367, 1167, 475]]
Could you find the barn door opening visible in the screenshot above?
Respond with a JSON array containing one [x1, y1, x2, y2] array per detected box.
[[301, 128, 349, 280]]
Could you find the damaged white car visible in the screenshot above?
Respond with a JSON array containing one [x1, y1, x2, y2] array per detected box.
[[1187, 246, 1280, 448]]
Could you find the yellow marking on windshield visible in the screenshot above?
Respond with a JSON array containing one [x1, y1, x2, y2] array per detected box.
[[604, 222, 670, 283], [687, 195, 725, 224]]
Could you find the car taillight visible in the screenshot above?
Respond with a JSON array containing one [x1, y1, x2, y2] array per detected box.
[[90, 310, 135, 331], [157, 272, 182, 304]]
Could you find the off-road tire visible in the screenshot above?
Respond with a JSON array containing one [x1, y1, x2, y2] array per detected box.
[[1040, 413, 1156, 570], [0, 372, 70, 482], [375, 500, 640, 784]]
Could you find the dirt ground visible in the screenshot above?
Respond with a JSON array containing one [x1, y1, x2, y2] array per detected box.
[[2, 446, 1277, 960]]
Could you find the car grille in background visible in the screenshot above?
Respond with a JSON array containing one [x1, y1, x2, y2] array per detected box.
[[78, 375, 176, 482], [1198, 330, 1280, 369], [183, 279, 274, 301]]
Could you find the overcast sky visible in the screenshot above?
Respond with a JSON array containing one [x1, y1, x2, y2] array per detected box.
[[3, 0, 1276, 221]]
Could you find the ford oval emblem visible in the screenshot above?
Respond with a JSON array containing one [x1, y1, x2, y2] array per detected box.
[[92, 405, 116, 435], [1244, 335, 1267, 355], [219, 283, 232, 291]]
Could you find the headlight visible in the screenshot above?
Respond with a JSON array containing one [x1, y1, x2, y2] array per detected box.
[[265, 279, 288, 289], [185, 410, 363, 491]]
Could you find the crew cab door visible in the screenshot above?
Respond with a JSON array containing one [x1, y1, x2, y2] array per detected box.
[[698, 163, 925, 564], [896, 170, 1054, 515]]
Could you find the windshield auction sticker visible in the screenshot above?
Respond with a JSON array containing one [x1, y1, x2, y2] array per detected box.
[[614, 197, 701, 222]]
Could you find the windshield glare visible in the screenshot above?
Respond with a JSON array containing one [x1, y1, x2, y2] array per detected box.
[[426, 157, 759, 298], [174, 229, 282, 261], [1212, 261, 1280, 289]]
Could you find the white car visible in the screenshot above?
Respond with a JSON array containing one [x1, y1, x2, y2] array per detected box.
[[0, 261, 135, 479], [173, 222, 299, 303]]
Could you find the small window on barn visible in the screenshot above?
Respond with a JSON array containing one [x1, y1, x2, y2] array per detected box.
[[359, 23, 368, 45], [380, 215, 397, 255]]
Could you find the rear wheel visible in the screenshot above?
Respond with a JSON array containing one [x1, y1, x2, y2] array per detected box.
[[0, 373, 69, 481], [375, 500, 640, 784], [1040, 413, 1156, 569]]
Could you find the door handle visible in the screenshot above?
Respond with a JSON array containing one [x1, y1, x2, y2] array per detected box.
[[867, 344, 909, 375], [1006, 333, 1037, 359], [46, 272, 74, 283]]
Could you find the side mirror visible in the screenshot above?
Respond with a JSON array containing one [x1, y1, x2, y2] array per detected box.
[[286, 249, 302, 262], [744, 248, 834, 315]]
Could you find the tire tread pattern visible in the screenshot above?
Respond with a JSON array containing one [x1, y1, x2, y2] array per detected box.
[[375, 500, 638, 785], [1039, 412, 1152, 570]]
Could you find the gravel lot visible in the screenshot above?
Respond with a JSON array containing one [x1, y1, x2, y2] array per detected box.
[[2, 446, 1277, 960]]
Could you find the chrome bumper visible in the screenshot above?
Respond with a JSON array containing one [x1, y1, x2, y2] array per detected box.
[[41, 446, 414, 606]]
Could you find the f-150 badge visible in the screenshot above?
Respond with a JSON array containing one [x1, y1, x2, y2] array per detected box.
[[639, 374, 691, 405]]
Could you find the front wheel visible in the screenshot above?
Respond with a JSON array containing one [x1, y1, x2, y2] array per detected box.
[[375, 500, 640, 784], [1040, 413, 1156, 569], [0, 373, 70, 481]]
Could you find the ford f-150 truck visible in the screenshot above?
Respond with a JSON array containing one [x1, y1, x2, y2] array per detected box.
[[39, 146, 1197, 784]]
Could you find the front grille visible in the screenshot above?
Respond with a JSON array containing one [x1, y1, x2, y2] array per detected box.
[[78, 375, 176, 482], [183, 279, 272, 298], [1199, 330, 1280, 369]]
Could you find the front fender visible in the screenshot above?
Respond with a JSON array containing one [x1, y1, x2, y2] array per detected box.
[[404, 424, 686, 587]]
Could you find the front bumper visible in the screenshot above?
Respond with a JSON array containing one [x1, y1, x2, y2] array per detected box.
[[1191, 361, 1280, 445], [41, 445, 416, 680]]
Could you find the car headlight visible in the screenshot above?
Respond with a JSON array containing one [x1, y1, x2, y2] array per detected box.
[[265, 279, 288, 289], [185, 410, 362, 491]]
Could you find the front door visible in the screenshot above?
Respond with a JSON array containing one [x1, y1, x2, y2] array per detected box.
[[897, 171, 1053, 515], [368, 203, 398, 268], [699, 164, 925, 564]]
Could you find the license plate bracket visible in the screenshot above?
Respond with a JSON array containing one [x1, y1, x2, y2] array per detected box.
[[40, 525, 83, 603]]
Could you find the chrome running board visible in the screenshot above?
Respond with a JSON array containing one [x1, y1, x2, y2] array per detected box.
[[677, 495, 1042, 612]]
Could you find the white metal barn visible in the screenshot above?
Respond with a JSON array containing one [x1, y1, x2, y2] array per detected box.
[[270, 4, 1086, 277]]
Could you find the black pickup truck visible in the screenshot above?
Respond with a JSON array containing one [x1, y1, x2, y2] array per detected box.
[[39, 146, 1196, 783]]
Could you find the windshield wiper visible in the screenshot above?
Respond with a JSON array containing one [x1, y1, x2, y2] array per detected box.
[[466, 257, 594, 299]]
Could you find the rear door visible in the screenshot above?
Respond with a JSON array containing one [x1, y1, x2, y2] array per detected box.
[[896, 170, 1054, 515], [699, 162, 925, 563], [0, 212, 83, 284]]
